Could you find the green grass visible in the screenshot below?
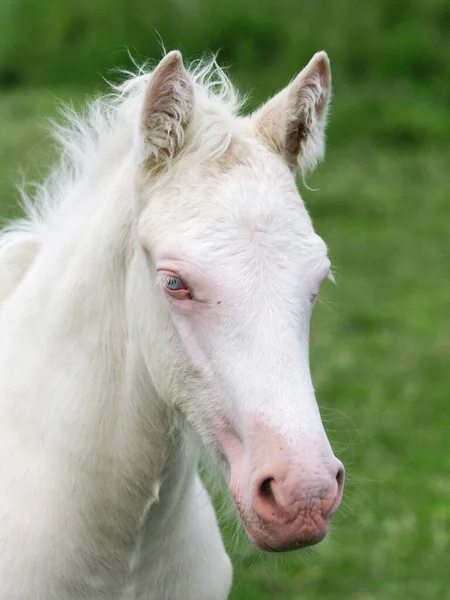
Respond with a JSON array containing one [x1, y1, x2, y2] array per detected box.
[[1, 0, 450, 91], [0, 80, 449, 600]]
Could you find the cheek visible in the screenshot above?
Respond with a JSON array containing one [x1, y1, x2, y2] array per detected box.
[[169, 309, 240, 445], [170, 308, 219, 375]]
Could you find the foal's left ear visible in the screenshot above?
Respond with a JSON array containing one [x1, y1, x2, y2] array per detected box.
[[252, 51, 331, 174], [138, 51, 194, 165]]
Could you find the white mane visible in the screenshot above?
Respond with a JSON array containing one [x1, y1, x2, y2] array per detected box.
[[0, 57, 244, 305]]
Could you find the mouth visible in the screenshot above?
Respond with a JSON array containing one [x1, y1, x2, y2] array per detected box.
[[233, 498, 329, 552]]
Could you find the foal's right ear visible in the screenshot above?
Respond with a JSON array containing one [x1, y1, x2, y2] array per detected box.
[[138, 51, 194, 165]]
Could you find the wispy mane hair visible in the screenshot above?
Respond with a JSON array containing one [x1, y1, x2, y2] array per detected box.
[[0, 56, 245, 304]]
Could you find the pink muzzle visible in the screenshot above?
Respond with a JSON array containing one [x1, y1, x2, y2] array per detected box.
[[223, 420, 344, 551]]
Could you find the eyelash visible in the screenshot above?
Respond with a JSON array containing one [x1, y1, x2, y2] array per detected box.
[[158, 272, 192, 299], [163, 275, 186, 291]]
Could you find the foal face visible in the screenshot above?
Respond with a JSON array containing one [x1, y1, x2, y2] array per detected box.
[[135, 51, 344, 551]]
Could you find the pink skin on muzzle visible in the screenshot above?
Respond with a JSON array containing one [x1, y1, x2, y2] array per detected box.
[[221, 420, 344, 552]]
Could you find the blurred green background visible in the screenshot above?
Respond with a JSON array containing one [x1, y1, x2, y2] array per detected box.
[[0, 0, 449, 598]]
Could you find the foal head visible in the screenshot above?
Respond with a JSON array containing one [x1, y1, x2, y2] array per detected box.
[[133, 51, 344, 551]]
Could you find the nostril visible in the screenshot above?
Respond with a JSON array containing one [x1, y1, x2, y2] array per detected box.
[[330, 464, 345, 517], [336, 465, 345, 491], [255, 476, 282, 519], [259, 477, 275, 503]]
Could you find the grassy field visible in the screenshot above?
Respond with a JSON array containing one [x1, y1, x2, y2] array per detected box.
[[0, 67, 449, 600]]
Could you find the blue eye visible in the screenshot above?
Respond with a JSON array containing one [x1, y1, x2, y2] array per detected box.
[[165, 276, 185, 291]]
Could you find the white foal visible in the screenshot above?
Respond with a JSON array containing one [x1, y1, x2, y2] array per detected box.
[[0, 50, 344, 599]]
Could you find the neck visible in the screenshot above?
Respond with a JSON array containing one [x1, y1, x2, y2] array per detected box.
[[0, 151, 197, 533]]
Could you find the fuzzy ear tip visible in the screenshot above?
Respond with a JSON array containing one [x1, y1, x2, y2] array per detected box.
[[314, 50, 330, 62], [309, 50, 331, 88], [160, 50, 184, 70], [310, 50, 330, 70]]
